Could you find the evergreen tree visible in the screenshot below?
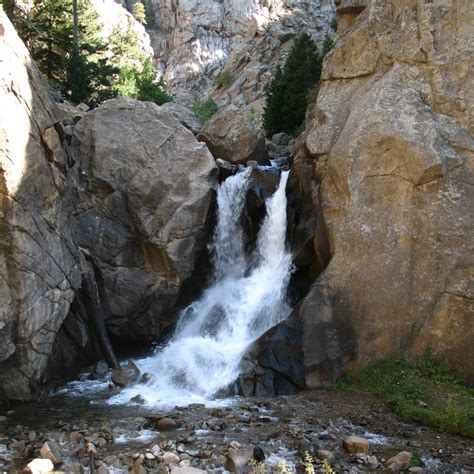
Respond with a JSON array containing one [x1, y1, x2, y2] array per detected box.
[[132, 1, 146, 25], [263, 32, 334, 138]]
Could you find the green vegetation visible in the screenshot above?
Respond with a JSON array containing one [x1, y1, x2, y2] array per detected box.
[[263, 32, 334, 138], [333, 351, 474, 438], [2, 0, 171, 107], [214, 68, 232, 88], [132, 1, 146, 25], [192, 96, 218, 124]]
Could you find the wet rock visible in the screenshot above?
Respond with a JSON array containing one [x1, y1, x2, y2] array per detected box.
[[225, 447, 254, 472], [69, 431, 83, 443], [8, 440, 25, 451], [130, 395, 146, 404], [25, 458, 55, 473], [40, 440, 64, 465], [95, 361, 109, 376], [154, 417, 178, 431], [0, 415, 7, 425], [253, 445, 265, 462], [316, 450, 334, 463], [342, 436, 369, 454], [271, 132, 291, 146], [386, 451, 413, 471], [111, 361, 141, 387]]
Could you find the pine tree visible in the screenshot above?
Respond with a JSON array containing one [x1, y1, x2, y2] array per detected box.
[[132, 1, 146, 25], [263, 32, 333, 138]]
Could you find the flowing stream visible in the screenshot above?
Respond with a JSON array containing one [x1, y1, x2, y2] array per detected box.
[[109, 168, 293, 407]]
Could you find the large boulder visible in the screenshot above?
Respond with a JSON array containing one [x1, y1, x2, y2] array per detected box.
[[71, 98, 218, 341], [0, 12, 80, 400], [294, 0, 474, 385], [197, 104, 268, 165]]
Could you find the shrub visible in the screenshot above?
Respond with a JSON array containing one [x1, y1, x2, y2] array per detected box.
[[214, 68, 232, 88], [192, 96, 218, 124], [133, 1, 146, 25]]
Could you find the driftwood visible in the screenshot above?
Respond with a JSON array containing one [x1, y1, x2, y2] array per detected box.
[[80, 253, 119, 370]]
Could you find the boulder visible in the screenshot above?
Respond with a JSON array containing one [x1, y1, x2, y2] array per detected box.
[[342, 436, 369, 454], [71, 98, 217, 341], [225, 447, 254, 472], [293, 0, 474, 386], [40, 440, 64, 465], [316, 450, 335, 463], [386, 451, 413, 472], [111, 360, 141, 387], [271, 132, 291, 146], [171, 467, 206, 474], [161, 102, 202, 135], [0, 11, 81, 400], [198, 104, 268, 165], [155, 417, 178, 431]]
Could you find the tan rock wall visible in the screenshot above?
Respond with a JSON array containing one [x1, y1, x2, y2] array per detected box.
[[297, 0, 474, 385], [0, 12, 81, 399]]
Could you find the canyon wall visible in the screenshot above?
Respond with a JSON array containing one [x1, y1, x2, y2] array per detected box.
[[146, 0, 335, 106], [0, 12, 81, 399], [294, 0, 474, 385]]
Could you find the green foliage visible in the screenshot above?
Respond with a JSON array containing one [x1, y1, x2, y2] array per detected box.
[[192, 96, 218, 124], [333, 351, 474, 438], [263, 32, 334, 138], [3, 0, 116, 105], [214, 68, 232, 88], [109, 26, 171, 105], [330, 16, 338, 32], [3, 0, 171, 106], [132, 1, 146, 24]]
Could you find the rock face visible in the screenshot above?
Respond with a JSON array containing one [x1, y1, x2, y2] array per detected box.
[[0, 12, 81, 400], [294, 0, 474, 385], [197, 103, 268, 165], [71, 98, 218, 341], [147, 0, 335, 105]]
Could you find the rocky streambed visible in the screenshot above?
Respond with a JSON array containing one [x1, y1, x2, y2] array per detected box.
[[1, 378, 473, 473]]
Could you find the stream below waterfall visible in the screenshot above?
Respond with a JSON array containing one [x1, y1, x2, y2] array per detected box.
[[1, 167, 473, 473]]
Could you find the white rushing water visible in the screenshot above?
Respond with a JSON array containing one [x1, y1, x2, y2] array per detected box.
[[109, 169, 293, 407]]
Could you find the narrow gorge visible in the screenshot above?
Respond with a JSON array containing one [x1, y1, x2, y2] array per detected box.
[[0, 0, 473, 472]]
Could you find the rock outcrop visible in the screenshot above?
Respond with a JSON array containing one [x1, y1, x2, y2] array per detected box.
[[70, 98, 218, 341], [293, 0, 474, 385], [0, 12, 81, 399], [147, 0, 335, 106], [197, 103, 268, 165]]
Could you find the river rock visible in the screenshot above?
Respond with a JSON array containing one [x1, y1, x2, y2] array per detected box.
[[155, 417, 178, 431], [386, 451, 413, 471], [291, 0, 474, 386], [25, 458, 55, 473], [225, 446, 254, 472], [317, 450, 335, 463], [171, 467, 206, 474], [342, 436, 369, 454], [162, 451, 180, 465], [70, 97, 217, 342], [111, 361, 141, 387], [197, 103, 268, 165], [40, 440, 64, 465]]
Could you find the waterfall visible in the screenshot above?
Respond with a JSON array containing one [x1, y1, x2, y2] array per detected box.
[[110, 169, 293, 407]]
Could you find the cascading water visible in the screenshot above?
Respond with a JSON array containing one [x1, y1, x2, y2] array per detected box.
[[109, 169, 293, 407]]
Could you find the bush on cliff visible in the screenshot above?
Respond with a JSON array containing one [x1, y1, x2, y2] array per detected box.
[[263, 32, 333, 138]]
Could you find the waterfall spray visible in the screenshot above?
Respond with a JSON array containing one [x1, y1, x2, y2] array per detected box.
[[109, 169, 293, 407]]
